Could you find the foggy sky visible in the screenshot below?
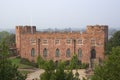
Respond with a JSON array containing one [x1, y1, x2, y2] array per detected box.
[[0, 0, 120, 29]]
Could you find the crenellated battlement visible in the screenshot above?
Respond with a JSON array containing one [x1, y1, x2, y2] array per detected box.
[[16, 25, 36, 34], [86, 25, 108, 32]]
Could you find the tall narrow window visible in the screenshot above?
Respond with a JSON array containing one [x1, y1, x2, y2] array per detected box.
[[78, 48, 82, 58], [43, 48, 47, 57], [56, 48, 60, 57], [91, 49, 96, 59], [31, 48, 35, 57], [66, 48, 70, 57]]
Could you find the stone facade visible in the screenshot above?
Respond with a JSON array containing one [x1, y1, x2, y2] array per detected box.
[[16, 25, 108, 66]]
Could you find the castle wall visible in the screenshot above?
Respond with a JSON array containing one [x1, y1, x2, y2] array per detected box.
[[16, 25, 108, 64]]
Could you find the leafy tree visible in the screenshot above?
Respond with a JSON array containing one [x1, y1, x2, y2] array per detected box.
[[0, 31, 9, 42], [70, 54, 79, 69], [55, 61, 66, 80], [37, 55, 45, 68], [0, 31, 15, 44], [6, 33, 15, 45], [105, 31, 120, 54], [65, 70, 74, 80], [40, 60, 81, 80], [91, 46, 120, 80], [0, 39, 26, 80], [40, 60, 55, 80]]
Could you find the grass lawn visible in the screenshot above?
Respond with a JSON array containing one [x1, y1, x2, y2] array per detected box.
[[9, 57, 35, 69]]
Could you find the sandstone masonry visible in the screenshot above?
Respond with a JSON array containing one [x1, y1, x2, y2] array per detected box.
[[16, 25, 108, 67]]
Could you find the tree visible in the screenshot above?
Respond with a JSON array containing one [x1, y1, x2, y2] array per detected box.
[[65, 70, 74, 80], [69, 54, 79, 69], [0, 31, 9, 42], [37, 55, 45, 68], [55, 61, 66, 80], [105, 31, 120, 54], [91, 46, 120, 80], [40, 60, 55, 80], [0, 39, 26, 80], [5, 33, 15, 45], [0, 31, 15, 45], [40, 60, 81, 80]]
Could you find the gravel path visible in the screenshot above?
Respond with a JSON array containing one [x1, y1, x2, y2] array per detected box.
[[26, 69, 44, 80], [25, 69, 90, 80]]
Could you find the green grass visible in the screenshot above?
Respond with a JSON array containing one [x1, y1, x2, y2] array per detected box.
[[9, 57, 35, 69]]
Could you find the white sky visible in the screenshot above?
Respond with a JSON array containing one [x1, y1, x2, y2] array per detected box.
[[0, 0, 120, 29]]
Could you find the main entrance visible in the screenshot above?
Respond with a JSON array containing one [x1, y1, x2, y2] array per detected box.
[[90, 49, 96, 68]]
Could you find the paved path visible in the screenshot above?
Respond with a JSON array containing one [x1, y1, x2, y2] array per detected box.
[[26, 69, 44, 80], [25, 69, 91, 80], [18, 68, 39, 72]]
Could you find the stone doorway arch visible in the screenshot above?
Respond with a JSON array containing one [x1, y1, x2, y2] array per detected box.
[[90, 49, 96, 68]]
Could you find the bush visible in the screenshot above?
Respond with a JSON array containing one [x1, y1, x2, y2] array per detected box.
[[37, 55, 45, 68], [80, 63, 89, 69]]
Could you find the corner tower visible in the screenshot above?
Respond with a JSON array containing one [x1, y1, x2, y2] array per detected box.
[[16, 26, 36, 55], [86, 25, 108, 68], [16, 26, 22, 55]]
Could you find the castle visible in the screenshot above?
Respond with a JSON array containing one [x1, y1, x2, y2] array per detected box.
[[16, 25, 108, 67]]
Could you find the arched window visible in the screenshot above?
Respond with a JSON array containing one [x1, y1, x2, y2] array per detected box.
[[56, 48, 60, 57], [91, 49, 96, 59], [78, 48, 82, 58], [43, 48, 47, 57], [66, 48, 70, 57], [31, 48, 35, 57]]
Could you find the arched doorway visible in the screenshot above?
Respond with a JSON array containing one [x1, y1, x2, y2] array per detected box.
[[90, 49, 96, 68], [91, 49, 96, 59]]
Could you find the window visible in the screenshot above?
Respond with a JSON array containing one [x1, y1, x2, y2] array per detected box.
[[43, 39, 48, 45], [91, 39, 95, 46], [55, 39, 60, 45], [78, 39, 83, 45], [43, 48, 47, 57], [66, 48, 70, 57], [78, 48, 82, 58], [66, 39, 71, 44], [31, 48, 35, 57], [56, 48, 60, 57], [30, 38, 36, 45], [91, 49, 96, 59]]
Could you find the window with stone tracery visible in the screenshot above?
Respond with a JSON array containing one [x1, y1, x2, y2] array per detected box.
[[66, 39, 71, 44], [78, 39, 83, 45], [43, 48, 47, 57], [91, 39, 96, 46], [56, 48, 60, 57], [66, 48, 70, 57], [43, 39, 48, 45], [55, 39, 60, 45], [78, 48, 82, 58], [31, 48, 35, 57]]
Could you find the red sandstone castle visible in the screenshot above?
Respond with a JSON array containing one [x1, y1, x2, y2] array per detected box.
[[16, 25, 108, 67]]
